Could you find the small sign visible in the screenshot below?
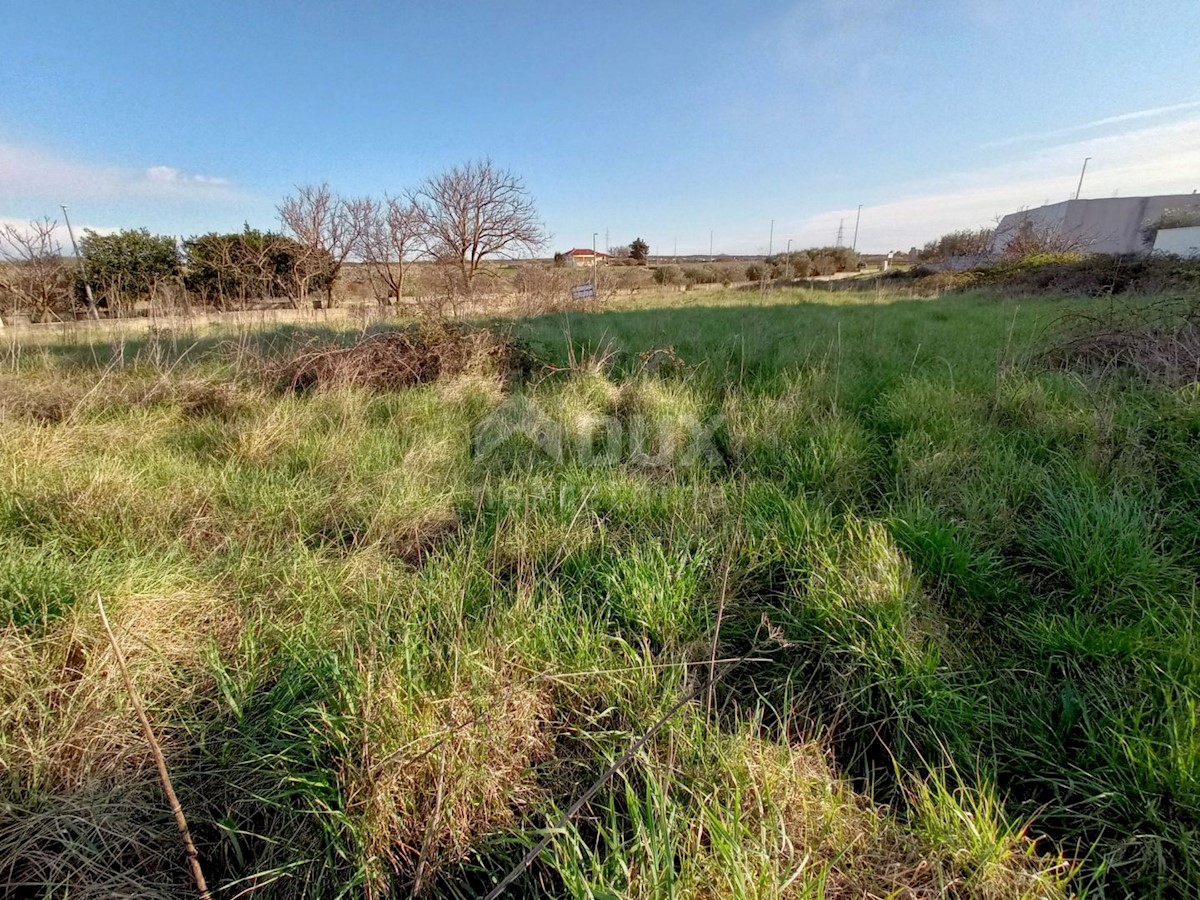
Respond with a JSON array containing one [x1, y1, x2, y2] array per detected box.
[[570, 283, 596, 300]]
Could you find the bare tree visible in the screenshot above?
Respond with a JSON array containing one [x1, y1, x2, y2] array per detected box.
[[0, 218, 74, 322], [411, 160, 547, 298], [359, 194, 427, 306], [278, 183, 371, 308]]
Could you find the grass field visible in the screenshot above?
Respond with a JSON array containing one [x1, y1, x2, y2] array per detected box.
[[1, 287, 1197, 897]]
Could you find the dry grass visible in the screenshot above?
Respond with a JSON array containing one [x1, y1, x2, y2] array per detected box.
[[344, 654, 555, 893]]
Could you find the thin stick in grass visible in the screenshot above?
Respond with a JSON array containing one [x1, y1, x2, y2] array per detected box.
[[96, 593, 211, 900]]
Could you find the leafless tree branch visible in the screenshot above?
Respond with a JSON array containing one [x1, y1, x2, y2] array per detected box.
[[0, 218, 73, 322], [410, 159, 547, 300]]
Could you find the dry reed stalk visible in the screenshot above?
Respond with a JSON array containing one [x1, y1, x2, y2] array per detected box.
[[95, 593, 211, 900]]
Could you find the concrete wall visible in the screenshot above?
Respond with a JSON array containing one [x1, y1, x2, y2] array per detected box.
[[991, 201, 1069, 253], [1154, 226, 1200, 258], [991, 194, 1200, 255]]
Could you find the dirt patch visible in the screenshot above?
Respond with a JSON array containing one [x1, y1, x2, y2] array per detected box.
[[1044, 302, 1200, 386], [272, 322, 533, 394]]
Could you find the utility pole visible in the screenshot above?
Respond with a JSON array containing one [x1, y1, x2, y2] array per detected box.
[[1074, 157, 1091, 200], [852, 204, 862, 251], [761, 220, 775, 296], [61, 205, 98, 319], [673, 237, 677, 261], [709, 230, 713, 262], [785, 238, 792, 280], [835, 219, 844, 248], [592, 232, 598, 290]]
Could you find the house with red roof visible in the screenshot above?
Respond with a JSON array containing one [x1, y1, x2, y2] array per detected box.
[[561, 247, 612, 267]]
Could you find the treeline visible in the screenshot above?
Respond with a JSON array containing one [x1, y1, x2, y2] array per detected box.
[[756, 245, 861, 279], [0, 159, 545, 322], [0, 223, 328, 322]]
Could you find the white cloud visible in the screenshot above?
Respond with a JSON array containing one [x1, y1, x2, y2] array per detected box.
[[0, 141, 241, 205], [774, 115, 1200, 252], [145, 165, 181, 183]]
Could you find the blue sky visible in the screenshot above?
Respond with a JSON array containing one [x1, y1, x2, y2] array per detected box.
[[2, 0, 1199, 253]]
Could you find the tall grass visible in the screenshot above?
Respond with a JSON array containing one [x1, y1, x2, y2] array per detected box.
[[0, 287, 1196, 896]]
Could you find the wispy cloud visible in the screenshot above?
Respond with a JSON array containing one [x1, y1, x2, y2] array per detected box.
[[0, 139, 264, 236], [771, 116, 1200, 251], [981, 100, 1200, 149], [144, 165, 231, 186], [762, 0, 901, 76], [0, 141, 243, 205], [0, 216, 118, 248]]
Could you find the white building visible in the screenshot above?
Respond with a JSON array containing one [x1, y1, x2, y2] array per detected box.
[[991, 193, 1200, 255]]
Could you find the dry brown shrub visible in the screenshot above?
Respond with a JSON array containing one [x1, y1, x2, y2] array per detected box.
[[1045, 301, 1200, 386], [271, 322, 533, 394]]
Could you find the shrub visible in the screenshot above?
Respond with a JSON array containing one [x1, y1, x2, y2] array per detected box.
[[681, 264, 717, 285], [653, 265, 684, 286], [811, 254, 838, 276], [918, 228, 994, 261], [183, 227, 320, 308], [78, 228, 180, 314], [714, 262, 742, 285]]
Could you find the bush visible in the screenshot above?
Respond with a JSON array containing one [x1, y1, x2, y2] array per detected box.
[[893, 252, 1200, 297], [770, 246, 861, 277], [811, 254, 838, 276], [681, 264, 718, 285], [918, 228, 994, 261], [653, 265, 684, 286], [183, 227, 320, 308], [78, 228, 180, 314]]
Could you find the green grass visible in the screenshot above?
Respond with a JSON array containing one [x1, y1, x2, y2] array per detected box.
[[1, 286, 1196, 897]]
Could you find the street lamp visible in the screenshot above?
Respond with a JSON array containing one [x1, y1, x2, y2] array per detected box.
[[60, 205, 97, 318], [1075, 157, 1091, 200]]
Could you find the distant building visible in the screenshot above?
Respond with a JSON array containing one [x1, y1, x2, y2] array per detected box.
[[562, 248, 612, 267], [991, 193, 1200, 255]]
